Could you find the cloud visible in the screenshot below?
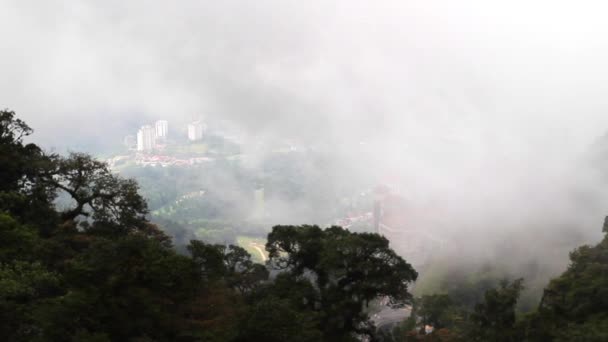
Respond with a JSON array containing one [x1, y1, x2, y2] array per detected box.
[[2, 1, 608, 273]]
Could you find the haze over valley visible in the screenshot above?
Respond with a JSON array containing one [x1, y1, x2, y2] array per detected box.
[[3, 1, 608, 341]]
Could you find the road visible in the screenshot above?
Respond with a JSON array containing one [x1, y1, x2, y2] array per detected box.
[[250, 244, 267, 262], [372, 305, 411, 330]]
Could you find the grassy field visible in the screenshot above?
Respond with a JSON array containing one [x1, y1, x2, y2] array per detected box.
[[166, 143, 208, 156]]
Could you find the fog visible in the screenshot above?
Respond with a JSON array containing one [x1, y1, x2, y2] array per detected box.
[[3, 1, 608, 290]]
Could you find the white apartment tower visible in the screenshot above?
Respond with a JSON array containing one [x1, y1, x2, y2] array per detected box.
[[155, 120, 168, 138], [137, 125, 156, 151], [187, 120, 205, 141]]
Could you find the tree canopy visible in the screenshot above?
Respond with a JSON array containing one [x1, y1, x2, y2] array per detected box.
[[266, 225, 418, 340], [0, 110, 418, 341], [3, 109, 608, 341]]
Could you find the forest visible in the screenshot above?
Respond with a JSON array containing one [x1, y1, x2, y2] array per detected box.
[[1, 109, 608, 341]]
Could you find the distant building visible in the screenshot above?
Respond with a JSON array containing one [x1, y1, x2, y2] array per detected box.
[[137, 125, 156, 151], [155, 120, 168, 139], [187, 120, 205, 141]]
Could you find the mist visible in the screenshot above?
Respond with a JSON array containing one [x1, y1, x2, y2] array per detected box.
[[3, 0, 608, 295]]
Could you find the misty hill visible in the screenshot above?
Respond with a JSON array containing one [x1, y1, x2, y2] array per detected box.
[[0, 110, 420, 341], [3, 110, 608, 340]]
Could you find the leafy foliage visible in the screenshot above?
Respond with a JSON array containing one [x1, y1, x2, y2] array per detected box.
[[392, 222, 608, 341], [467, 279, 524, 341], [267, 225, 418, 340], [5, 110, 608, 341], [0, 111, 418, 341], [521, 226, 608, 341]]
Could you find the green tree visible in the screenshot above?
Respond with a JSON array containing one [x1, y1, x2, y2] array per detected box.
[[188, 240, 269, 293], [0, 109, 37, 193], [42, 153, 148, 230], [521, 220, 608, 341], [0, 109, 547, 342], [467, 278, 524, 342], [416, 294, 456, 329], [237, 296, 322, 342], [36, 235, 202, 341], [0, 110, 57, 229], [266, 225, 418, 340]]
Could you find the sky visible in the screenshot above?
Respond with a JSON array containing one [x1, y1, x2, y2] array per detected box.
[[2, 1, 608, 273], [3, 1, 608, 145]]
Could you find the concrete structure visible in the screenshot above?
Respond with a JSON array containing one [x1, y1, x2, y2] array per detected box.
[[155, 120, 168, 139], [137, 125, 156, 151], [187, 120, 205, 141]]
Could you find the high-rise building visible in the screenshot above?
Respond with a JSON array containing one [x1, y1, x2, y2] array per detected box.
[[137, 125, 156, 151], [155, 120, 168, 138], [187, 120, 205, 141]]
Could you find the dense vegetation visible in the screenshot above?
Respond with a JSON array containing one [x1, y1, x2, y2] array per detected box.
[[386, 226, 608, 341], [2, 110, 608, 341], [0, 110, 417, 341]]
